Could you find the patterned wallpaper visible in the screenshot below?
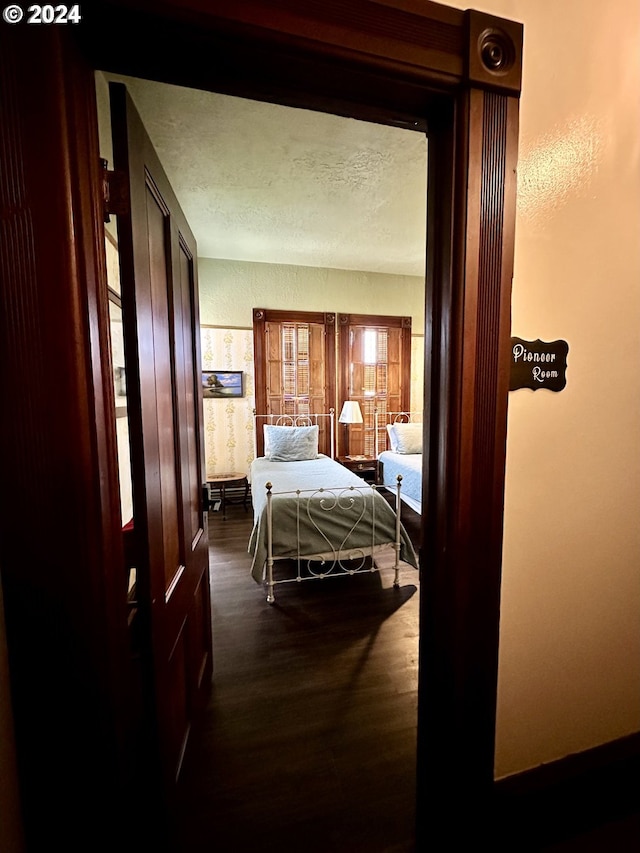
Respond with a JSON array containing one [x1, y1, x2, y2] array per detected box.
[[105, 232, 134, 526], [201, 326, 256, 478]]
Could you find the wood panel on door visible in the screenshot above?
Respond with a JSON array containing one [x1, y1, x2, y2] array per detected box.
[[110, 82, 212, 793]]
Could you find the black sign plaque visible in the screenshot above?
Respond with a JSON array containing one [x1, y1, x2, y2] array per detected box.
[[509, 337, 568, 392]]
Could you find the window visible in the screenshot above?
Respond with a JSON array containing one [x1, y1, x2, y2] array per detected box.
[[281, 322, 311, 416], [338, 314, 411, 457], [253, 308, 336, 456]]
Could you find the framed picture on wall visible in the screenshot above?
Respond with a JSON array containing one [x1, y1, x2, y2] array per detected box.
[[202, 370, 244, 398]]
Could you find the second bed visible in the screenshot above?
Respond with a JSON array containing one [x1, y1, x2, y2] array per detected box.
[[376, 412, 423, 515]]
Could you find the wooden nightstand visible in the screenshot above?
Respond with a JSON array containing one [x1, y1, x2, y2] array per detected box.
[[207, 472, 249, 519], [337, 456, 379, 484]]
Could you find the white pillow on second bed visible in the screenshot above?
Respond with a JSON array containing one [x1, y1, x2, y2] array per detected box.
[[386, 423, 399, 451], [263, 424, 320, 461], [388, 422, 422, 454]]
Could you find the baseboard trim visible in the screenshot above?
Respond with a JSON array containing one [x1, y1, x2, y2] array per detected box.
[[493, 731, 640, 848]]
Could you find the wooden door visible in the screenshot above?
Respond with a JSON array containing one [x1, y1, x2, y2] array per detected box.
[[109, 82, 212, 797]]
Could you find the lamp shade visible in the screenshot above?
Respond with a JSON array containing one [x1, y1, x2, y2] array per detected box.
[[338, 401, 363, 424]]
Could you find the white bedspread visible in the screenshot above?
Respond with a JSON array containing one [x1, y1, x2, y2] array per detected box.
[[379, 451, 422, 513], [249, 454, 418, 582]]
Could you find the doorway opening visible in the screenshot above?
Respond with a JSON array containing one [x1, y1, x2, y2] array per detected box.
[[96, 70, 428, 848]]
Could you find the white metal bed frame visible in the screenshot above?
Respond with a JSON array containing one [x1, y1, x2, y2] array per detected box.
[[261, 475, 404, 604], [253, 408, 336, 459], [252, 409, 406, 604]]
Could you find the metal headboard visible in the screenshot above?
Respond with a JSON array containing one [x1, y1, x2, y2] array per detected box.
[[374, 410, 423, 457], [253, 409, 335, 459]]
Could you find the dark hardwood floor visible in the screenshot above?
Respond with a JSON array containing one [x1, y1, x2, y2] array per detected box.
[[174, 501, 421, 852], [172, 501, 640, 852]]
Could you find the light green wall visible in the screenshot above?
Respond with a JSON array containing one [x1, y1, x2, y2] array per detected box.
[[198, 258, 425, 333]]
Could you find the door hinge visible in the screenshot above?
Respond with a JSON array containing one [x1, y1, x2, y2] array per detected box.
[[100, 157, 129, 222]]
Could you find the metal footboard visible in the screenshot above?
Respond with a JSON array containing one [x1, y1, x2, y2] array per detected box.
[[264, 474, 404, 604]]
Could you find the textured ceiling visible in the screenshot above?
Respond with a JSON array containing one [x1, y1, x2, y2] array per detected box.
[[105, 74, 428, 276]]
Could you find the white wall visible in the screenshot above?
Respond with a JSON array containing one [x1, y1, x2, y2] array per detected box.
[[439, 0, 640, 777]]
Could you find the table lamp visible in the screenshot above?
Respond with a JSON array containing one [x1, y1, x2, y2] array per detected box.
[[338, 400, 363, 457]]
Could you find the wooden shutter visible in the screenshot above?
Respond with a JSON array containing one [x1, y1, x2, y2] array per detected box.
[[338, 314, 411, 457], [253, 309, 336, 456]]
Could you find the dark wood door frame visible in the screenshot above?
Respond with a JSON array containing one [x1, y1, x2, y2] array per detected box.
[[0, 26, 140, 851], [1, 1, 521, 847]]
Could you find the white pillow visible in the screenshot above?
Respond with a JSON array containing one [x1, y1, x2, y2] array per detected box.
[[263, 424, 272, 456], [262, 423, 298, 455], [389, 422, 422, 454], [263, 424, 319, 461], [263, 424, 299, 455], [386, 423, 399, 452]]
